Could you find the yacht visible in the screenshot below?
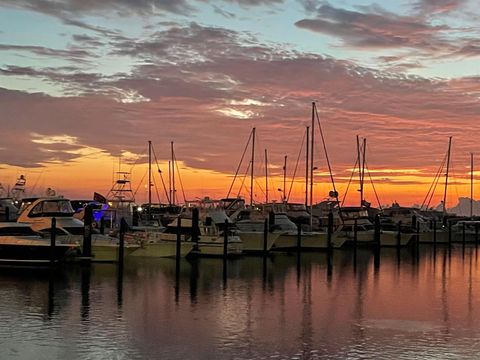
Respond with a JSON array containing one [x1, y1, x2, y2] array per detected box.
[[0, 222, 79, 263], [17, 197, 139, 261], [334, 207, 414, 247]]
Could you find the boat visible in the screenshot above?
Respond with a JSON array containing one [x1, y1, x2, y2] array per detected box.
[[334, 207, 414, 247], [17, 197, 139, 261], [0, 222, 79, 264], [452, 220, 480, 242], [0, 198, 20, 221], [231, 207, 280, 252], [126, 222, 194, 258], [190, 217, 243, 257]]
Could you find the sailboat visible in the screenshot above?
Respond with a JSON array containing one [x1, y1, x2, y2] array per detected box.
[[417, 137, 453, 243], [127, 141, 195, 258]]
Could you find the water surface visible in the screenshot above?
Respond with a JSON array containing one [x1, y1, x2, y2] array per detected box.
[[1, 246, 480, 359]]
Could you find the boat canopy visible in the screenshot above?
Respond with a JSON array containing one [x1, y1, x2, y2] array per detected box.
[[28, 199, 75, 218]]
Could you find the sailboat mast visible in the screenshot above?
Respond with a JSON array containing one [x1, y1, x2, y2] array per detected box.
[[443, 136, 452, 215], [283, 155, 287, 204], [471, 152, 474, 218], [362, 137, 366, 206], [305, 126, 309, 208], [265, 149, 269, 204], [310, 102, 315, 228], [148, 140, 152, 215], [171, 141, 175, 206], [250, 127, 256, 207], [356, 135, 362, 206], [168, 160, 172, 206]]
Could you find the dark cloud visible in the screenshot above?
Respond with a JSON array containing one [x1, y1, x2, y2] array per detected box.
[[212, 5, 236, 18], [412, 0, 467, 14], [0, 0, 195, 17], [227, 0, 283, 5], [295, 3, 452, 51], [0, 43, 95, 60], [71, 34, 105, 48], [0, 0, 284, 19]]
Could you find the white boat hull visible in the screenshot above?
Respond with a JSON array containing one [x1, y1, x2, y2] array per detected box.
[[237, 232, 279, 252]]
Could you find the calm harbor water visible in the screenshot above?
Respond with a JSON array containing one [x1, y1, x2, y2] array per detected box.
[[1, 246, 480, 359]]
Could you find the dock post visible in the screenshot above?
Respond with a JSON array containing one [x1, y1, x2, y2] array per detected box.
[[50, 217, 56, 265], [132, 207, 139, 226], [397, 221, 402, 249], [433, 219, 437, 249], [475, 223, 479, 247], [263, 218, 268, 255], [448, 220, 452, 247], [100, 216, 105, 235], [223, 219, 229, 285], [83, 205, 92, 259], [224, 219, 229, 259], [374, 214, 381, 268], [327, 211, 333, 253], [296, 223, 301, 279], [176, 217, 182, 275], [353, 219, 358, 248], [296, 223, 301, 252], [374, 214, 381, 245], [192, 208, 200, 244], [462, 222, 466, 248], [118, 218, 126, 265], [411, 215, 417, 257], [5, 206, 9, 222]]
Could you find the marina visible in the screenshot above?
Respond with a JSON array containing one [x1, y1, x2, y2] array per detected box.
[[2, 0, 480, 358]]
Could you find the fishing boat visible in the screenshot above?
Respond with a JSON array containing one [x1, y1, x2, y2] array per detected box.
[[17, 197, 139, 261]]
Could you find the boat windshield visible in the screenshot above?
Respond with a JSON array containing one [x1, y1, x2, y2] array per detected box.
[[29, 200, 75, 217]]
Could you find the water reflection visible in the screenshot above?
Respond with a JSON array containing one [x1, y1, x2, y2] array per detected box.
[[2, 246, 480, 358]]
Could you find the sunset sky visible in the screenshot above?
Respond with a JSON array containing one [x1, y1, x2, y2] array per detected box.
[[1, 0, 480, 208]]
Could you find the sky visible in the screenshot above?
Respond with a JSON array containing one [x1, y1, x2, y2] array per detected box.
[[0, 0, 480, 208]]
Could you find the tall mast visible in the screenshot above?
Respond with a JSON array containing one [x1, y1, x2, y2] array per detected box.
[[283, 155, 287, 204], [443, 136, 452, 215], [250, 127, 256, 207], [305, 126, 309, 208], [148, 140, 152, 216], [356, 135, 362, 206], [265, 149, 269, 204], [168, 160, 172, 206], [471, 152, 474, 218], [362, 137, 366, 206], [310, 102, 315, 228], [171, 141, 175, 206]]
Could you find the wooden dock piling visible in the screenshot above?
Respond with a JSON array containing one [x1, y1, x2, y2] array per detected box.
[[397, 221, 402, 249], [100, 216, 105, 235], [176, 217, 182, 275], [327, 211, 333, 253], [118, 217, 126, 265], [50, 217, 56, 265], [83, 205, 92, 259], [263, 218, 268, 255]]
